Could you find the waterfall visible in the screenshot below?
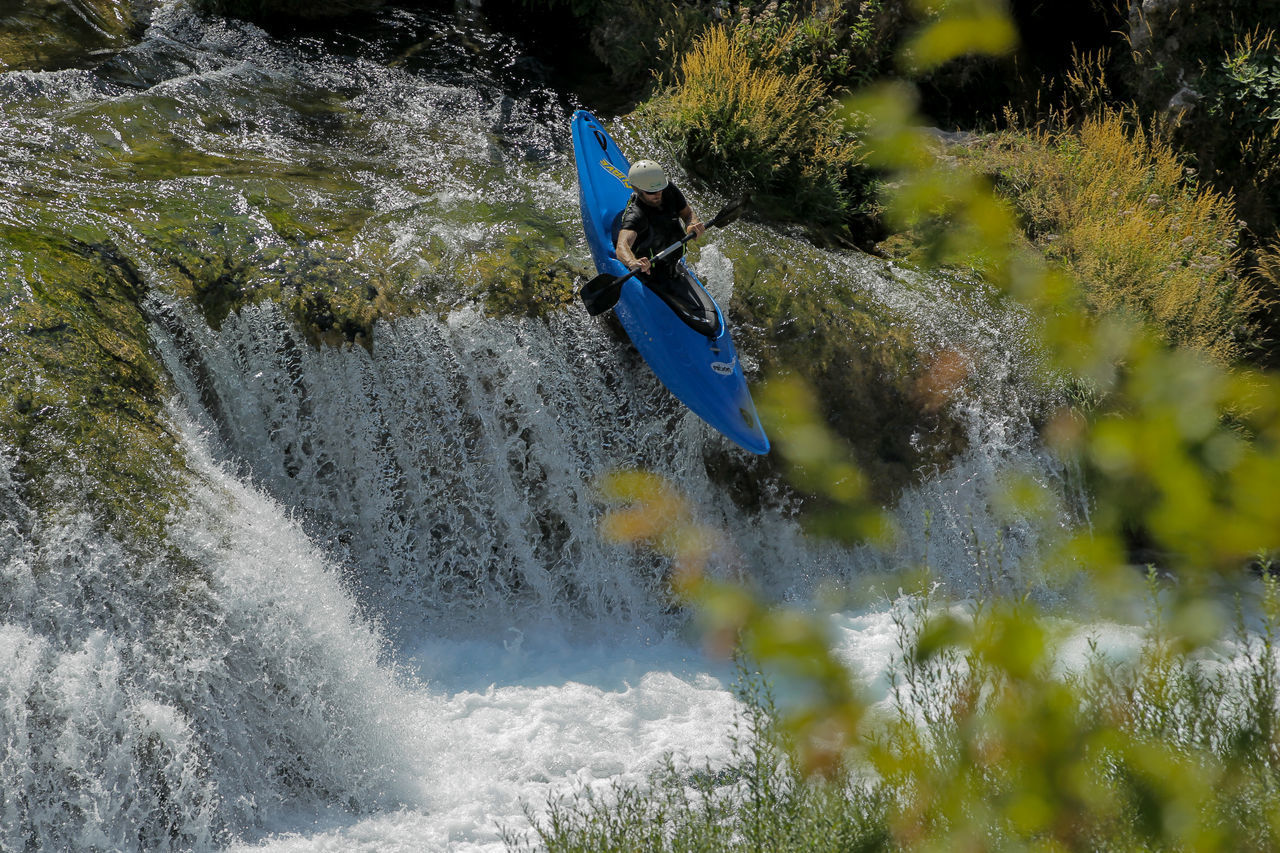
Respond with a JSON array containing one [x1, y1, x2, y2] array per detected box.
[[0, 2, 1079, 849], [0, 425, 426, 850], [146, 283, 846, 640]]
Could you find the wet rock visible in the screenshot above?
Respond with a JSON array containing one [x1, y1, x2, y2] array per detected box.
[[0, 0, 156, 71]]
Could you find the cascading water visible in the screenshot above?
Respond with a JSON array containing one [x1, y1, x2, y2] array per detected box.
[[0, 2, 1078, 850]]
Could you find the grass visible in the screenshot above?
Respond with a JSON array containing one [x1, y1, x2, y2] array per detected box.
[[512, 573, 1280, 852], [643, 25, 867, 234], [961, 110, 1261, 365]]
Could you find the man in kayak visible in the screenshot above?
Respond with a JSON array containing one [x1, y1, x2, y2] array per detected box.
[[615, 159, 705, 280]]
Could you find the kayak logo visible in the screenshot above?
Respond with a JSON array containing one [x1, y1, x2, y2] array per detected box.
[[711, 358, 736, 376], [601, 159, 631, 188]]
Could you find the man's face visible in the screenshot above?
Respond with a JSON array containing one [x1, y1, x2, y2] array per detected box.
[[636, 187, 663, 207]]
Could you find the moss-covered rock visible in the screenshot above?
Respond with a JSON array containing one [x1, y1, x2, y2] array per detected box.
[[720, 238, 969, 504], [470, 228, 588, 318], [153, 211, 427, 351], [0, 0, 154, 71], [0, 232, 184, 542]]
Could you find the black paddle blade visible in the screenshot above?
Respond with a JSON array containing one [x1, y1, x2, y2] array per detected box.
[[707, 195, 750, 229], [579, 271, 625, 316]]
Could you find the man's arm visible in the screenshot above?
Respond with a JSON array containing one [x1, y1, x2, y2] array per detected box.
[[616, 228, 651, 273], [679, 205, 705, 239]]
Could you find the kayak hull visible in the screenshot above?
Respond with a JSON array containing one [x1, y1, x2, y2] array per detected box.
[[571, 109, 770, 455]]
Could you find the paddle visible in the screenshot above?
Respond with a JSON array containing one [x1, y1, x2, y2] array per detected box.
[[579, 195, 749, 316]]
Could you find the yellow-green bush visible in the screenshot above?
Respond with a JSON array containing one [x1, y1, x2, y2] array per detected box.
[[644, 25, 866, 231], [967, 112, 1260, 364]]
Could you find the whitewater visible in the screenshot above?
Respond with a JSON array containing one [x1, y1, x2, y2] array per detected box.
[[0, 3, 1078, 850]]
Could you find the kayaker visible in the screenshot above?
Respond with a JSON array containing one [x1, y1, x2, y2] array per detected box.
[[615, 159, 705, 280]]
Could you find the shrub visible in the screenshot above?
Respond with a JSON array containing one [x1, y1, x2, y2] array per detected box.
[[644, 25, 867, 233], [731, 0, 911, 94], [1120, 2, 1280, 238], [967, 111, 1260, 364]]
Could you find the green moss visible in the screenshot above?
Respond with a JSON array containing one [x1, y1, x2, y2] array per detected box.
[[0, 0, 147, 72], [470, 229, 586, 319], [723, 238, 968, 502], [0, 232, 185, 542]]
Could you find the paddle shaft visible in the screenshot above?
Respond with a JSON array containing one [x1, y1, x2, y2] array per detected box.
[[607, 228, 697, 291], [579, 196, 747, 316]]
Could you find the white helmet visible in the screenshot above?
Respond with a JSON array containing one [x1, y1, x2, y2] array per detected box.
[[628, 160, 668, 193]]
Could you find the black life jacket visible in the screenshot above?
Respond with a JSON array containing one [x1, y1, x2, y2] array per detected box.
[[619, 184, 688, 267]]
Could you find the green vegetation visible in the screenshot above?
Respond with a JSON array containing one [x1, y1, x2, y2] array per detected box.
[[643, 25, 867, 233], [730, 0, 908, 93], [514, 579, 1280, 851], [582, 0, 713, 94], [952, 111, 1259, 365]]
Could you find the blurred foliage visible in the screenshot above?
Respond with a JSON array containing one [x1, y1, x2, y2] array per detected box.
[[849, 4, 1280, 586], [575, 0, 1280, 847], [643, 25, 868, 233]]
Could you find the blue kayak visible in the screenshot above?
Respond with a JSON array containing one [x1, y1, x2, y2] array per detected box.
[[570, 109, 770, 455]]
